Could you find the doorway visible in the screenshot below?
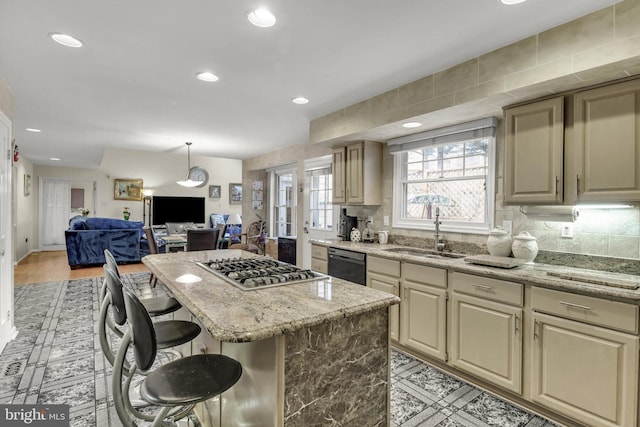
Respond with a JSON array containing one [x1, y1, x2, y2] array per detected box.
[[301, 156, 338, 269], [39, 177, 71, 251], [0, 110, 15, 352]]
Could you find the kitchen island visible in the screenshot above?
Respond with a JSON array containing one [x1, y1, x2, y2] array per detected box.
[[142, 249, 400, 427]]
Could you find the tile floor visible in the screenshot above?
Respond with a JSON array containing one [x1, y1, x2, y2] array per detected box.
[[0, 273, 558, 426]]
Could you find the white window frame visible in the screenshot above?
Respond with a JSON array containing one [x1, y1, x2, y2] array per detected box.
[[390, 118, 496, 234], [268, 164, 297, 238], [307, 167, 333, 232]]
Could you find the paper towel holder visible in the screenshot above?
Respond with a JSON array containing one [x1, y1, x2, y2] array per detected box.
[[520, 205, 580, 222]]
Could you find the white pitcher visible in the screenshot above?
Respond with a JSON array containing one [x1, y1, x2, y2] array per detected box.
[[378, 230, 389, 245]]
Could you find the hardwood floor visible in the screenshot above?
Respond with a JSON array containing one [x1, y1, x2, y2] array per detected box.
[[13, 250, 150, 285]]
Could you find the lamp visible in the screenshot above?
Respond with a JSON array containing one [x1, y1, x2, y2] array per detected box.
[[176, 142, 200, 187], [142, 188, 154, 226], [226, 213, 242, 226]]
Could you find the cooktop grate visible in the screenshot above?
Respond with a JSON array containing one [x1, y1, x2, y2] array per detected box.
[[196, 257, 328, 290]]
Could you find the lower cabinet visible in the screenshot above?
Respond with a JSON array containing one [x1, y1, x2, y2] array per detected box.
[[449, 272, 524, 394], [310, 244, 328, 274], [450, 293, 522, 394], [367, 256, 400, 341], [531, 287, 639, 427], [400, 263, 447, 361]]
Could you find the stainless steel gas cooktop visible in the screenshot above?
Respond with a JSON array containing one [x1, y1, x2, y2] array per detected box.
[[196, 257, 328, 291]]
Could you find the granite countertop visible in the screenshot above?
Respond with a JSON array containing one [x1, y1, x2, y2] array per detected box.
[[311, 239, 640, 302], [142, 249, 400, 343]]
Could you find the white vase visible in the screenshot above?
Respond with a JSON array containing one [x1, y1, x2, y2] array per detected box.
[[487, 226, 513, 257], [512, 231, 538, 264]]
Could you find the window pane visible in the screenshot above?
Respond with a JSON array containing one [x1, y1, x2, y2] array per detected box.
[[443, 144, 464, 158]]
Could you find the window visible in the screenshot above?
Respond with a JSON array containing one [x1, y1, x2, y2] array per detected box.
[[308, 169, 333, 231], [271, 168, 296, 237], [390, 118, 496, 233]]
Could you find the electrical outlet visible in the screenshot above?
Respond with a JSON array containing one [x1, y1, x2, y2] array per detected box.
[[501, 220, 512, 233], [383, 216, 389, 226], [561, 223, 574, 238]]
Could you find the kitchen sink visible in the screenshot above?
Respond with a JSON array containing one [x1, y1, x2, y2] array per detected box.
[[382, 247, 465, 259]]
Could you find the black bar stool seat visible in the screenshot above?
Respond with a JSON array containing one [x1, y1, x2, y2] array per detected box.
[[154, 321, 201, 350], [141, 354, 242, 406], [140, 296, 181, 317]]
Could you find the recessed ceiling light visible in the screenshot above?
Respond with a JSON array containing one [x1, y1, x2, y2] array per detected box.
[[403, 122, 422, 128], [500, 0, 526, 4], [49, 33, 83, 48], [247, 8, 276, 27], [196, 72, 219, 82], [26, 128, 41, 133], [50, 158, 61, 161], [291, 97, 309, 105]]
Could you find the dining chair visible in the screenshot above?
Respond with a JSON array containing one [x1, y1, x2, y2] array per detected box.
[[186, 228, 220, 251]]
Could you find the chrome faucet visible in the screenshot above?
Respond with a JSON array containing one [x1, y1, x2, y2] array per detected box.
[[434, 207, 445, 251]]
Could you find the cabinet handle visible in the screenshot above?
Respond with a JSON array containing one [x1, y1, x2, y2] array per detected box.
[[559, 301, 591, 311], [472, 284, 493, 291], [576, 175, 580, 197], [554, 175, 558, 195], [533, 319, 538, 340], [514, 314, 519, 334]]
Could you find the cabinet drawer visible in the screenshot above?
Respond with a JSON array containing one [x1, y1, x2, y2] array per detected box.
[[451, 272, 523, 306], [367, 255, 400, 277], [311, 259, 328, 274], [404, 263, 446, 288], [532, 287, 639, 333], [311, 245, 328, 261]]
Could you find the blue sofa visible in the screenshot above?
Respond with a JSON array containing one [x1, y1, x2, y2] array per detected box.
[[65, 216, 150, 269]]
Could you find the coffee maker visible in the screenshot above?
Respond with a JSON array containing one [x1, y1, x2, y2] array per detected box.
[[338, 208, 358, 241]]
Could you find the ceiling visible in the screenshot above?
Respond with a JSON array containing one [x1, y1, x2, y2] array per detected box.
[[0, 0, 621, 168]]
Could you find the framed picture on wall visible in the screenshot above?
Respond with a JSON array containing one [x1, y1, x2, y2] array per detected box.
[[114, 178, 143, 201], [24, 174, 31, 196], [229, 183, 242, 205], [209, 185, 221, 199]]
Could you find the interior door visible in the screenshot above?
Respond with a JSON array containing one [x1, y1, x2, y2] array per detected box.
[[0, 111, 15, 353], [39, 177, 71, 251], [301, 157, 338, 269]]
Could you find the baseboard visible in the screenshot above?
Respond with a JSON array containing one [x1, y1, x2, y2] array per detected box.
[[14, 249, 40, 266]]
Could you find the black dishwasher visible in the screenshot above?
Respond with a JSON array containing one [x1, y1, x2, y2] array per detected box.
[[328, 247, 366, 285]]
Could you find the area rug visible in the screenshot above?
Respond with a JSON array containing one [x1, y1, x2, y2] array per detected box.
[[0, 273, 556, 427]]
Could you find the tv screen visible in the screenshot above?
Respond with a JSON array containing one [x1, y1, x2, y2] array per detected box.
[[152, 196, 205, 225]]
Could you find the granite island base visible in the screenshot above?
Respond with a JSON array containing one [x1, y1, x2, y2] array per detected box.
[[143, 250, 399, 427]]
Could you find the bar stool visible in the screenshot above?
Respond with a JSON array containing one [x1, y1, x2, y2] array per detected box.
[[114, 286, 242, 427], [104, 267, 204, 424]]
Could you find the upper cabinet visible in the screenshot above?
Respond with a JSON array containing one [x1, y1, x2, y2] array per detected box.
[[570, 79, 640, 204], [332, 141, 382, 205], [504, 97, 564, 205], [504, 77, 640, 205]]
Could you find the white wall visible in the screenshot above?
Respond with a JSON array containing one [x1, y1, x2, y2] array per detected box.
[[14, 157, 36, 261]]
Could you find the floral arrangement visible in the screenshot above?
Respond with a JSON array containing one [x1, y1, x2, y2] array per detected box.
[[79, 207, 90, 217], [123, 207, 130, 220]]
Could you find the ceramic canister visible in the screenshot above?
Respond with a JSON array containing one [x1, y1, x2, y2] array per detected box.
[[486, 226, 513, 257], [378, 230, 389, 244], [350, 227, 361, 243], [512, 231, 538, 264]]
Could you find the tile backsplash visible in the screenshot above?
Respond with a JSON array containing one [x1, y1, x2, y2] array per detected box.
[[349, 205, 640, 261]]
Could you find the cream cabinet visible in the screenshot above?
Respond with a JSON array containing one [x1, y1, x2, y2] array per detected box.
[[332, 141, 382, 205], [310, 244, 328, 274], [504, 96, 564, 205], [571, 78, 640, 203], [530, 287, 639, 427], [400, 263, 448, 361], [449, 272, 523, 394], [504, 77, 640, 205], [367, 256, 400, 341]]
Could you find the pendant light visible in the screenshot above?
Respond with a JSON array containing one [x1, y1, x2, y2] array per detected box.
[[176, 142, 200, 187]]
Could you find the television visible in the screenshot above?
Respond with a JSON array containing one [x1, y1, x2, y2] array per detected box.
[[152, 196, 205, 225]]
